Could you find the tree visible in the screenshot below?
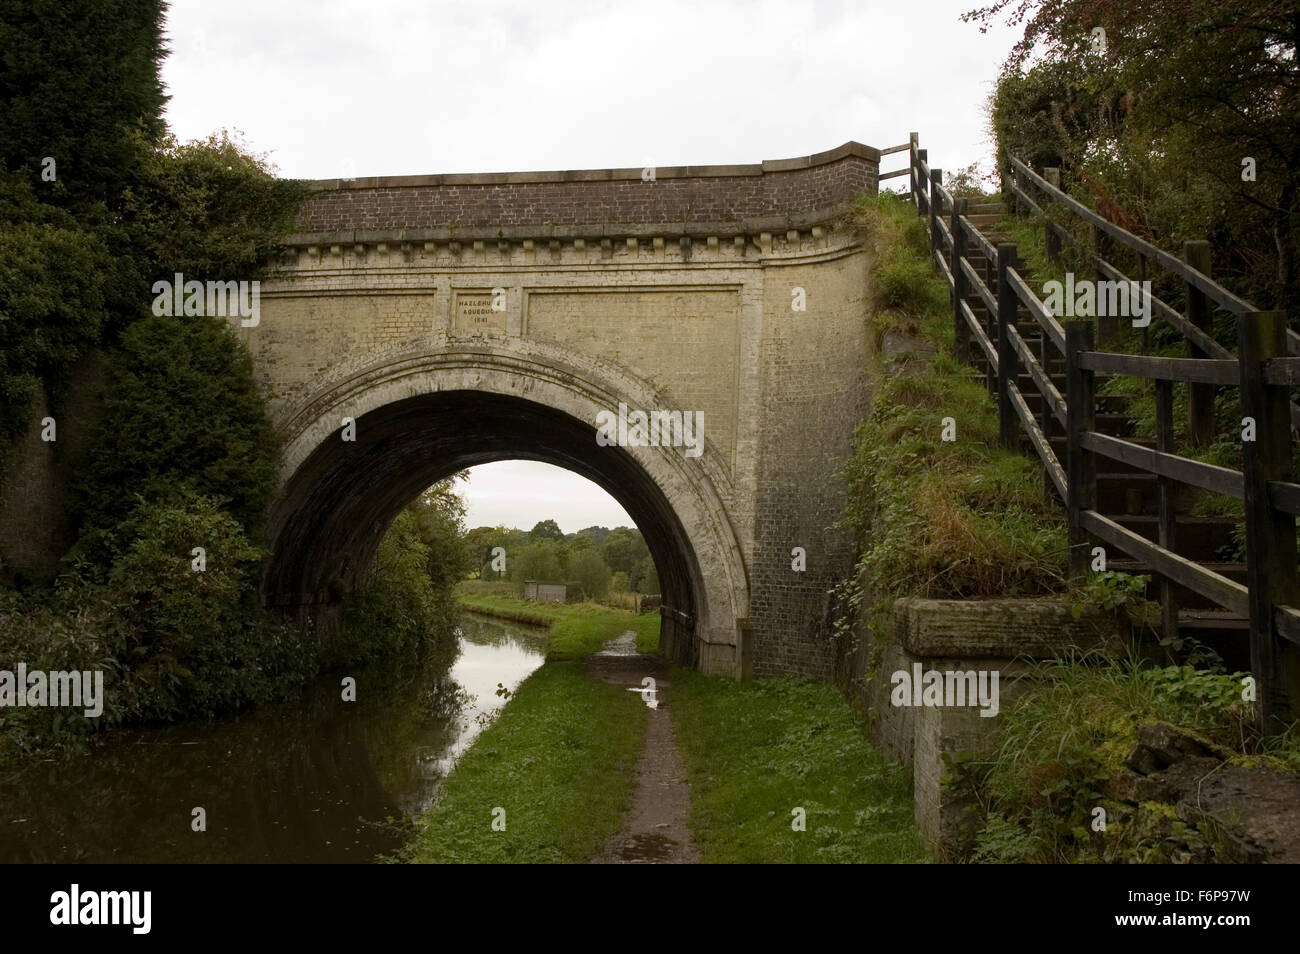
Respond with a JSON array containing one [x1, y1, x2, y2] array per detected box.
[[510, 540, 564, 584], [635, 555, 660, 595], [529, 519, 563, 541], [601, 526, 649, 578], [577, 525, 610, 546], [567, 547, 612, 602], [971, 0, 1300, 319], [0, 0, 168, 208], [72, 313, 279, 566], [405, 474, 471, 591], [0, 174, 111, 455]]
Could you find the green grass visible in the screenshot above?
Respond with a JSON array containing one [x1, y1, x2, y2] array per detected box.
[[401, 661, 645, 863], [670, 670, 930, 863], [455, 590, 660, 657]]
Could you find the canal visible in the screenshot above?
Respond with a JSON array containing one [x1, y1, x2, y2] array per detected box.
[[0, 612, 546, 863]]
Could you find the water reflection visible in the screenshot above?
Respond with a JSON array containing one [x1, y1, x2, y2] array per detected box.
[[0, 612, 546, 863]]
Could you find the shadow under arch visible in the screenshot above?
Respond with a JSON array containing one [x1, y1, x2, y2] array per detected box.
[[263, 338, 750, 675]]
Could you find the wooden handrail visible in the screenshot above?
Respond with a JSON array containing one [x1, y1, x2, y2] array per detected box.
[[1078, 352, 1240, 385], [904, 128, 1300, 724], [1007, 268, 1065, 352], [1080, 432, 1245, 499], [1009, 156, 1264, 320]]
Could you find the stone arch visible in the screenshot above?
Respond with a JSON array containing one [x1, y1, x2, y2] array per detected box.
[[263, 334, 750, 675]]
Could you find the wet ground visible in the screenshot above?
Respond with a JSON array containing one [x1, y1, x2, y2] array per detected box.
[[587, 633, 700, 864]]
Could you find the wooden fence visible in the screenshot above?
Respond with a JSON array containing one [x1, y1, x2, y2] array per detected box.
[[876, 134, 1300, 729]]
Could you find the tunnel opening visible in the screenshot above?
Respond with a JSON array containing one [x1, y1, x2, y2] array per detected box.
[[263, 389, 707, 666]]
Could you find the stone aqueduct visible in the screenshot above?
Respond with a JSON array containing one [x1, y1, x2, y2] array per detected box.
[[246, 142, 881, 678]]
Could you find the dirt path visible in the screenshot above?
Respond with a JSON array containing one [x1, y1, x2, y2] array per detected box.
[[586, 633, 700, 864]]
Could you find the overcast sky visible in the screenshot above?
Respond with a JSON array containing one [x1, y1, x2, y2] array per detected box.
[[158, 0, 1020, 531]]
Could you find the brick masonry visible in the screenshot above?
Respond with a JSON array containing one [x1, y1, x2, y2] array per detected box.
[[294, 142, 879, 235], [251, 142, 882, 679]]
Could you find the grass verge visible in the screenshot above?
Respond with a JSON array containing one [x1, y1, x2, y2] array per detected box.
[[400, 661, 645, 863], [670, 670, 930, 863], [455, 590, 659, 657]]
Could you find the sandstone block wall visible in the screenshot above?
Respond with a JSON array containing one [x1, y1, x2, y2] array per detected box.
[[836, 594, 1120, 856]]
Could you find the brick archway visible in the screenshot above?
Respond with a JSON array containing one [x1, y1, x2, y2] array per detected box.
[[265, 336, 750, 675]]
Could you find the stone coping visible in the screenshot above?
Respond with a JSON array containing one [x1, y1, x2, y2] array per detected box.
[[894, 596, 1121, 660], [280, 212, 850, 249], [304, 141, 880, 191]]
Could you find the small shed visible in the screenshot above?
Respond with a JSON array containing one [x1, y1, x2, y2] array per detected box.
[[523, 580, 584, 604]]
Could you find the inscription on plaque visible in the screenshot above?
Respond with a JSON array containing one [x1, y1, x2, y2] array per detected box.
[[454, 290, 507, 333]]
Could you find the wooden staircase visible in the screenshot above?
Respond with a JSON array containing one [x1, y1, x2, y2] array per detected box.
[[958, 201, 1251, 668]]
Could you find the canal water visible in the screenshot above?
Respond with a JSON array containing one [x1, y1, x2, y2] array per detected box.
[[0, 612, 546, 863]]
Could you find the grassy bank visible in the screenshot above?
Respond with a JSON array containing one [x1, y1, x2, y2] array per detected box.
[[456, 590, 659, 658], [671, 670, 930, 863], [840, 193, 1069, 649], [401, 661, 644, 863]]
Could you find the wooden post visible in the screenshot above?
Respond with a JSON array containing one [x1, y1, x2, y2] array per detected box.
[[929, 168, 943, 253], [997, 242, 1019, 448], [952, 198, 968, 362], [1155, 379, 1179, 647], [1043, 168, 1061, 263], [908, 132, 919, 206], [1137, 254, 1150, 356], [1238, 310, 1300, 729], [1039, 330, 1054, 498], [985, 247, 997, 397], [1184, 240, 1216, 447], [916, 149, 928, 218], [1092, 224, 1118, 345], [1066, 321, 1097, 577]]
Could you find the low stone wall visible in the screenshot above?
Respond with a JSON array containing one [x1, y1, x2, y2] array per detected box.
[[836, 593, 1120, 857]]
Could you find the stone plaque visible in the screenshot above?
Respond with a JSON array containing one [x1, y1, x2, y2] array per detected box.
[[454, 290, 507, 334]]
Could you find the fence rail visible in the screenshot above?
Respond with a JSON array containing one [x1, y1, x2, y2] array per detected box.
[[898, 132, 1300, 729]]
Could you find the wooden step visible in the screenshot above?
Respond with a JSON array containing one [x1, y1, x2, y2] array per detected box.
[[1106, 514, 1241, 562], [1108, 558, 1248, 609], [1177, 610, 1251, 670]]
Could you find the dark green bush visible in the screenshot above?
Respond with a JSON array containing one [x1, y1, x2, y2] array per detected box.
[[72, 312, 279, 562], [333, 510, 454, 669]]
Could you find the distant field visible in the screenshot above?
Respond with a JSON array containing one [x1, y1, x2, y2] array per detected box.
[[455, 589, 660, 658]]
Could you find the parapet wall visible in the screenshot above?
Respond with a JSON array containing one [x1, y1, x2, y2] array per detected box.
[[292, 142, 879, 238]]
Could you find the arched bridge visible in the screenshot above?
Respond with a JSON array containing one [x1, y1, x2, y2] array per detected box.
[[240, 142, 882, 678]]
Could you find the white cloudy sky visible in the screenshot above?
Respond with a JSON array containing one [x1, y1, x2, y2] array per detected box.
[[159, 0, 1020, 531]]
